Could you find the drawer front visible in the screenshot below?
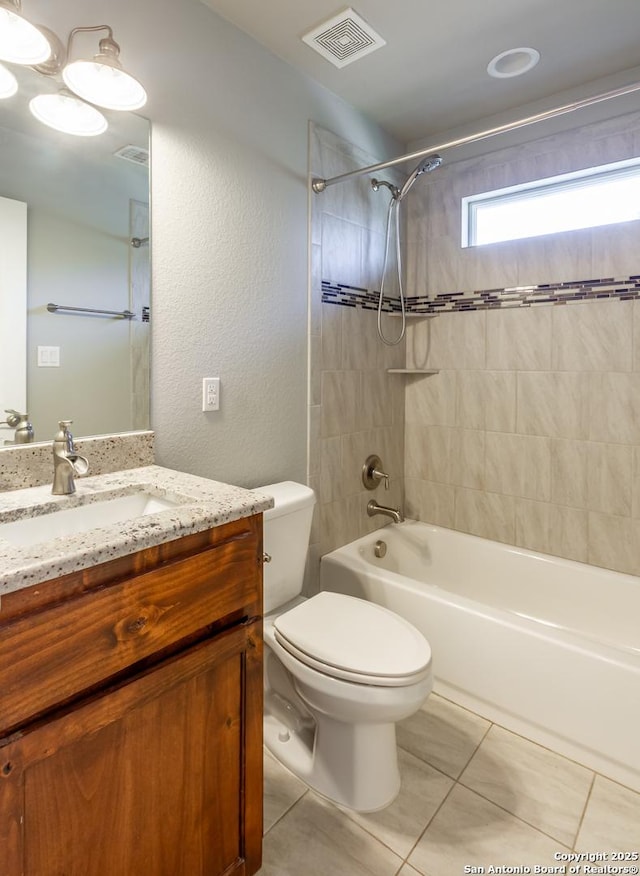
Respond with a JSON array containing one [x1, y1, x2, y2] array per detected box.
[[0, 516, 262, 735]]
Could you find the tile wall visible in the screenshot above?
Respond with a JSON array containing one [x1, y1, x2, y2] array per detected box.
[[307, 125, 406, 593], [403, 108, 640, 575]]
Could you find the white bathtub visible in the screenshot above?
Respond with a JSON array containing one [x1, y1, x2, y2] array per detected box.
[[319, 520, 640, 792]]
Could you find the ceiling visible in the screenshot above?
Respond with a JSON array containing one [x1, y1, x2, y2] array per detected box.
[[199, 0, 640, 146]]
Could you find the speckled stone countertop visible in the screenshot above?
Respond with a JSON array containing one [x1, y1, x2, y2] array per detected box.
[[0, 465, 273, 595]]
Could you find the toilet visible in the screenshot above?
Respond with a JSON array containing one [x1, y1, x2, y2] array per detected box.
[[260, 481, 432, 812]]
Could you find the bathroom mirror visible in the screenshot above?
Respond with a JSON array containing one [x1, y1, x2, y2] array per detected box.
[[0, 63, 150, 447]]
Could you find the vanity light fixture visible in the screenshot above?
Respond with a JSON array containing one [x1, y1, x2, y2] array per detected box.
[[62, 26, 147, 111], [0, 2, 146, 135], [0, 0, 51, 65], [0, 60, 17, 97], [29, 89, 108, 136]]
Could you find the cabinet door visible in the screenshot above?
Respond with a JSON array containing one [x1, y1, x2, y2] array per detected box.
[[0, 620, 263, 876]]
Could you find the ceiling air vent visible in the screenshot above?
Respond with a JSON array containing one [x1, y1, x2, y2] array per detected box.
[[113, 144, 149, 167], [302, 7, 386, 69]]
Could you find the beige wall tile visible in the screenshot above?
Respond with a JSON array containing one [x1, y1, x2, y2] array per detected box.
[[360, 370, 396, 430], [634, 300, 640, 372], [632, 446, 640, 518], [592, 221, 640, 279], [547, 504, 589, 562], [515, 499, 588, 562], [320, 370, 362, 438], [341, 305, 380, 371], [588, 511, 640, 576], [586, 442, 633, 516], [320, 302, 342, 369], [426, 234, 459, 296], [405, 319, 436, 370], [551, 299, 633, 372], [307, 405, 321, 478], [318, 437, 343, 504], [517, 372, 589, 440], [486, 306, 552, 371], [454, 487, 515, 544], [405, 370, 457, 426], [455, 370, 516, 433], [485, 432, 551, 501], [449, 429, 485, 489], [405, 423, 452, 483], [310, 243, 322, 336], [514, 498, 550, 554], [550, 439, 588, 508], [542, 229, 592, 285], [404, 478, 455, 527], [427, 310, 486, 370], [588, 372, 640, 444], [321, 213, 362, 287]]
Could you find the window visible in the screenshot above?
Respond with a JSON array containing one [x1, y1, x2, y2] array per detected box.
[[462, 157, 640, 247]]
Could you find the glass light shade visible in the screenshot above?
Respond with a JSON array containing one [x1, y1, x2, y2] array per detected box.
[[0, 4, 51, 65], [29, 91, 108, 136], [63, 57, 146, 111], [0, 60, 17, 97]]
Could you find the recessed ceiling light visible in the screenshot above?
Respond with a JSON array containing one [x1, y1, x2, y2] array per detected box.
[[487, 47, 540, 79]]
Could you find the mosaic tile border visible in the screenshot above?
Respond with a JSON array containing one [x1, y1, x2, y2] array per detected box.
[[322, 275, 640, 313]]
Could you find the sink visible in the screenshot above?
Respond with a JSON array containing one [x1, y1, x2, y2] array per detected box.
[[0, 492, 179, 548]]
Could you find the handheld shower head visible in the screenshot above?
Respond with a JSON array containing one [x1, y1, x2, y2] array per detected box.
[[397, 153, 443, 201]]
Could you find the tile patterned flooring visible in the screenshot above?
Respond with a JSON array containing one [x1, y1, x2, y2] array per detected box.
[[259, 693, 640, 875]]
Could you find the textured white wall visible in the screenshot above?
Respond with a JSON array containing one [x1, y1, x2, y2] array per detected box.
[[24, 0, 398, 488]]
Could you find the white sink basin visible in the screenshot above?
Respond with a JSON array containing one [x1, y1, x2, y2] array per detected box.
[[0, 492, 179, 548]]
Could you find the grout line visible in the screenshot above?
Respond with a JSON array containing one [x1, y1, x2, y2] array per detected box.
[[571, 772, 597, 850], [262, 786, 309, 837]]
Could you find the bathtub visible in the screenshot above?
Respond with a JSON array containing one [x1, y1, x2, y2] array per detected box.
[[319, 520, 640, 792]]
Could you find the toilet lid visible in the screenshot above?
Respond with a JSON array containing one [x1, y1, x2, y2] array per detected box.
[[273, 591, 431, 686]]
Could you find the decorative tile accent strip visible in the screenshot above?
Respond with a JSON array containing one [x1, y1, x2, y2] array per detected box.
[[322, 276, 640, 313], [321, 281, 408, 312]]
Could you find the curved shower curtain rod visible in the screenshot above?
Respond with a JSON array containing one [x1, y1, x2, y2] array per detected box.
[[311, 80, 640, 194]]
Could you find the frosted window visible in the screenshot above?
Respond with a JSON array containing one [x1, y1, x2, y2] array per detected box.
[[463, 158, 640, 247]]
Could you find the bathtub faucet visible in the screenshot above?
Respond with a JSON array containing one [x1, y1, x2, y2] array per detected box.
[[367, 499, 404, 524]]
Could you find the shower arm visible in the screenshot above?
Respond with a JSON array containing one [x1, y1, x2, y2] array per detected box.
[[311, 80, 640, 194]]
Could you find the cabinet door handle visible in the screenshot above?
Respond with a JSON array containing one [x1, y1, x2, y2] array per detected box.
[[262, 553, 272, 563]]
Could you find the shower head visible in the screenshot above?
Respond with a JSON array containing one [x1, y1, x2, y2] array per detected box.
[[397, 153, 443, 201]]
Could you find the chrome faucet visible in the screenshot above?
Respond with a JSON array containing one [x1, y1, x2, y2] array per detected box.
[[1, 409, 34, 445], [367, 499, 404, 524], [52, 420, 89, 495]]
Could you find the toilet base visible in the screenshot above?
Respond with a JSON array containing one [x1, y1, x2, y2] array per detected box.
[[264, 693, 401, 812]]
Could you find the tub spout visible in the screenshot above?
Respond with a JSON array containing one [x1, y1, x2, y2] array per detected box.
[[367, 499, 404, 524]]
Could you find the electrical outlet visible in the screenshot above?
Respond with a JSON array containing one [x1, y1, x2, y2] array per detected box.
[[202, 377, 220, 411]]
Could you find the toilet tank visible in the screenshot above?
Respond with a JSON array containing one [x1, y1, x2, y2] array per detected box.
[[260, 481, 316, 614]]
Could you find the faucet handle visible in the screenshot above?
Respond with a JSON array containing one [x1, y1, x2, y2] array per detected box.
[[362, 454, 391, 490]]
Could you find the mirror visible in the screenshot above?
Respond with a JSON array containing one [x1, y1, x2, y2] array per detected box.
[[0, 63, 150, 447]]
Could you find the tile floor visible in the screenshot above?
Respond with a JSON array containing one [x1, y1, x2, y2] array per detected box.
[[259, 693, 640, 875]]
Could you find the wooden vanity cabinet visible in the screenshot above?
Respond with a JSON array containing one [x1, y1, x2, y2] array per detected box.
[[0, 514, 264, 876]]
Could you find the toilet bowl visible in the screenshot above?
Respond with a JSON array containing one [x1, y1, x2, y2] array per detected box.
[[260, 482, 433, 812]]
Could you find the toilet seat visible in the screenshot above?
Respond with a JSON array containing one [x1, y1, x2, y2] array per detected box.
[[273, 591, 431, 687]]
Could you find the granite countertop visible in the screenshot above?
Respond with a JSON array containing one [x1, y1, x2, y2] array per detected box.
[[0, 465, 274, 595]]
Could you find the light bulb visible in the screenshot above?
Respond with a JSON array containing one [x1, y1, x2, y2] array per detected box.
[[0, 3, 51, 65], [29, 90, 108, 136]]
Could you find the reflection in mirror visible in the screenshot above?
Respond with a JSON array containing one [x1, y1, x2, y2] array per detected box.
[[0, 63, 150, 447]]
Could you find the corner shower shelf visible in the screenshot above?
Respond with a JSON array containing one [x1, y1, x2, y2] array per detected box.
[[387, 368, 439, 375]]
